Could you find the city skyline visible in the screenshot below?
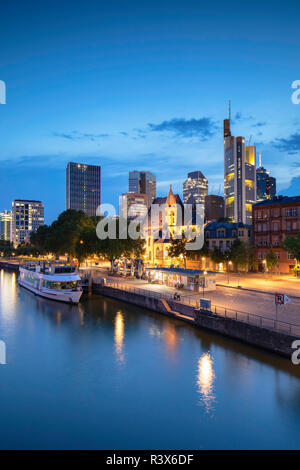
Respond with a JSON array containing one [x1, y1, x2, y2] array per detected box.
[[0, 0, 300, 223]]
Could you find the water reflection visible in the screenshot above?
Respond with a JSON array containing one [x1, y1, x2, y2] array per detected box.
[[0, 269, 17, 323], [163, 322, 179, 358], [197, 352, 216, 413], [114, 311, 125, 363]]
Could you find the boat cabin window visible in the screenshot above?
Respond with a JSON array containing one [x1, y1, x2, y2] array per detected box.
[[43, 281, 78, 290]]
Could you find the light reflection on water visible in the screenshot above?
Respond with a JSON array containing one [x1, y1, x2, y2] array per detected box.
[[0, 269, 17, 324], [114, 311, 125, 363], [197, 352, 216, 413]]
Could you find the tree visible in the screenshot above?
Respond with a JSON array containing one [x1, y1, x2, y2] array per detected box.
[[229, 239, 249, 271], [264, 249, 278, 272], [210, 247, 226, 265], [30, 225, 51, 253], [44, 210, 95, 257], [0, 240, 14, 257], [282, 232, 300, 263], [168, 232, 187, 267]]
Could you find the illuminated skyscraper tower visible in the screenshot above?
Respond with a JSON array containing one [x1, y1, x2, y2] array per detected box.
[[224, 106, 256, 224]]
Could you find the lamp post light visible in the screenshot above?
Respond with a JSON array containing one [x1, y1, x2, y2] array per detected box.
[[227, 260, 232, 284], [202, 270, 207, 298], [263, 259, 267, 277]]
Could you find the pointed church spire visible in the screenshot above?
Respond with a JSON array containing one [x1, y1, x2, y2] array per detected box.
[[166, 184, 176, 205]]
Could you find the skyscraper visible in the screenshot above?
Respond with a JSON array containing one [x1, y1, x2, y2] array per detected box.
[[256, 153, 276, 201], [205, 195, 224, 222], [119, 192, 148, 220], [11, 200, 44, 245], [224, 114, 256, 225], [0, 210, 12, 241], [66, 162, 101, 216], [128, 171, 156, 205], [183, 171, 208, 207]]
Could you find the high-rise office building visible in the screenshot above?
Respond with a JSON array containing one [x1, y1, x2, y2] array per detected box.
[[224, 114, 256, 225], [205, 195, 224, 221], [256, 152, 276, 202], [119, 193, 148, 220], [11, 200, 44, 245], [129, 171, 156, 205], [66, 162, 101, 216], [183, 171, 208, 207], [0, 210, 12, 241]]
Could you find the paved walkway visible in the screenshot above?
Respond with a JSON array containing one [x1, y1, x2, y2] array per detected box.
[[216, 272, 300, 298], [95, 272, 300, 331]]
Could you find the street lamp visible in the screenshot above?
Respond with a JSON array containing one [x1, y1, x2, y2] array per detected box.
[[202, 270, 207, 298], [227, 260, 232, 284]]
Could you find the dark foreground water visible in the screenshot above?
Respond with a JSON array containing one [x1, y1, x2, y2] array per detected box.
[[1, 269, 300, 449]]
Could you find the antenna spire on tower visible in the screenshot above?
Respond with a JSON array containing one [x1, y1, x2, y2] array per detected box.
[[259, 152, 262, 168]]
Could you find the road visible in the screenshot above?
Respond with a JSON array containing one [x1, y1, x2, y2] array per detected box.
[[216, 272, 300, 297]]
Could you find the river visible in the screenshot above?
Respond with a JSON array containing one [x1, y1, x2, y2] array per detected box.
[[0, 269, 300, 449]]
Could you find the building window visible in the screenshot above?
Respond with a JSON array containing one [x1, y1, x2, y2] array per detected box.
[[286, 209, 292, 217], [292, 208, 297, 217]]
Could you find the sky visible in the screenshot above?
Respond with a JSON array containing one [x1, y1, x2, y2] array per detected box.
[[0, 0, 300, 224]]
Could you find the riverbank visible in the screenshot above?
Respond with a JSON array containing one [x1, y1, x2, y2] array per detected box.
[[93, 281, 299, 358], [1, 260, 299, 358], [0, 260, 19, 272]]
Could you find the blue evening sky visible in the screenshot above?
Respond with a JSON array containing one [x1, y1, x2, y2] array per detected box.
[[0, 0, 300, 223]]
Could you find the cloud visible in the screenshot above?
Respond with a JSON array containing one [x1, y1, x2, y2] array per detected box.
[[233, 112, 254, 122], [272, 132, 300, 154], [284, 176, 300, 196], [53, 131, 110, 142], [147, 117, 217, 140], [252, 121, 267, 128]]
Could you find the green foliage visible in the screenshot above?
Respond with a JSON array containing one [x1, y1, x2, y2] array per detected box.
[[168, 232, 187, 266], [282, 232, 300, 263], [30, 210, 145, 263], [0, 240, 14, 256], [210, 247, 226, 264], [30, 225, 51, 253], [264, 249, 278, 271], [229, 239, 253, 270], [46, 210, 95, 257]]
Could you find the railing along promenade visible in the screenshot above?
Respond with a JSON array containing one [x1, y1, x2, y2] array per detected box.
[[93, 276, 300, 338]]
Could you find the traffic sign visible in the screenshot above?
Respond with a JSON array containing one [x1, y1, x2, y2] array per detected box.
[[274, 294, 291, 305], [275, 293, 284, 305]]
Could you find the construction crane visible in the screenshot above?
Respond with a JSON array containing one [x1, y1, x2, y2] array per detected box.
[[247, 134, 253, 145]]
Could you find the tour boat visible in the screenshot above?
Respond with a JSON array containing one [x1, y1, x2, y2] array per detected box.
[[18, 262, 83, 304]]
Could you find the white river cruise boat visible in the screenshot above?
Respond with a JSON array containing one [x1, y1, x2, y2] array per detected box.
[[18, 262, 83, 304]]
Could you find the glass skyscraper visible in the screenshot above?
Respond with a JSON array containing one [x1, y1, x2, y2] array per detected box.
[[224, 118, 256, 225], [256, 156, 276, 202], [128, 171, 156, 205], [0, 210, 12, 241], [183, 171, 208, 207], [66, 162, 101, 216], [11, 200, 44, 245]]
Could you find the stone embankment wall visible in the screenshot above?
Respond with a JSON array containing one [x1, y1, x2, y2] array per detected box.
[[93, 283, 298, 358]]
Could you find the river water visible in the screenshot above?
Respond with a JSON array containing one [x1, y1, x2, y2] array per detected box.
[[0, 269, 300, 449]]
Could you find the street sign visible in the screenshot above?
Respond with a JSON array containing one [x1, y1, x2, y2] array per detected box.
[[275, 293, 284, 305], [274, 293, 291, 305], [200, 298, 211, 310]]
